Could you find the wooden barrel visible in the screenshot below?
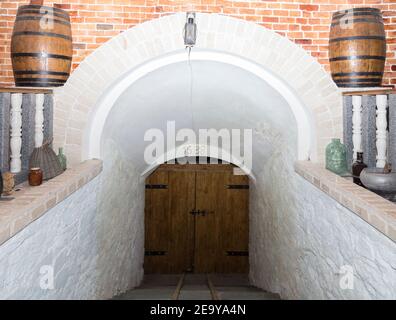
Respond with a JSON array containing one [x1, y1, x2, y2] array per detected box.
[[11, 2, 72, 87], [329, 7, 386, 88]]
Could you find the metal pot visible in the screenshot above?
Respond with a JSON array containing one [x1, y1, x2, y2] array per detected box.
[[360, 168, 396, 193]]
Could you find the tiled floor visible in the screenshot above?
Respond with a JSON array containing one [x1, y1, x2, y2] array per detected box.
[[113, 274, 280, 300]]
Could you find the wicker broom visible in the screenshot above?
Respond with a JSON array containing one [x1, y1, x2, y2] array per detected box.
[[29, 140, 63, 180]]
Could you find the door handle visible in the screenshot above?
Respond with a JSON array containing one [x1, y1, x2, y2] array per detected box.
[[198, 210, 214, 216], [190, 209, 204, 216], [189, 209, 214, 216]]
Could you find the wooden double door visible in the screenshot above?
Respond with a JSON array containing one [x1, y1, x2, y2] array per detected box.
[[144, 164, 249, 274]]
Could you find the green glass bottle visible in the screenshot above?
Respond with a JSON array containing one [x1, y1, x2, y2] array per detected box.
[[325, 138, 348, 175], [57, 147, 67, 171]]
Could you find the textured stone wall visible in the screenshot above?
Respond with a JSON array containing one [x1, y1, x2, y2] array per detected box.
[[0, 105, 394, 299], [0, 135, 394, 299], [0, 142, 144, 299], [94, 139, 145, 299], [0, 177, 102, 299], [250, 143, 396, 300]]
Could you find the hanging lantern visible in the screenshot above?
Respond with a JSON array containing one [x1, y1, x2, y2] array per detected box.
[[183, 12, 197, 48]]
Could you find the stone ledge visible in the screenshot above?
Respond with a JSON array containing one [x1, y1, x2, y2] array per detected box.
[[295, 161, 396, 243], [0, 159, 103, 246], [0, 87, 53, 94]]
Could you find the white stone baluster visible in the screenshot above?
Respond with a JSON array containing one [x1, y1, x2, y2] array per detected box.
[[376, 94, 388, 168], [35, 93, 45, 147], [10, 93, 23, 173], [352, 95, 362, 161]]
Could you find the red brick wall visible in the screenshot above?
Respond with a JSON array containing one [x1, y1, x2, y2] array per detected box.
[[0, 0, 395, 87]]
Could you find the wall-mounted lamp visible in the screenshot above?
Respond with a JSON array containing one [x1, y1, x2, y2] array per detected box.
[[183, 12, 197, 48]]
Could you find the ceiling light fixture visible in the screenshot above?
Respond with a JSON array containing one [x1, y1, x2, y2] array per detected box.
[[183, 12, 197, 48]]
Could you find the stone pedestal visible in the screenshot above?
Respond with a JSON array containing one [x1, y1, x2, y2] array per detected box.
[[18, 94, 36, 184], [44, 94, 54, 144], [343, 95, 353, 171], [361, 95, 377, 168], [389, 94, 396, 172]]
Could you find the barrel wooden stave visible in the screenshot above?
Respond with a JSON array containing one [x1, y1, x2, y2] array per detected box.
[[329, 8, 386, 88], [11, 4, 72, 87]]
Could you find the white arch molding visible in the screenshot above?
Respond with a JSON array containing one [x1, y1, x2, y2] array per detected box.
[[53, 13, 342, 166], [140, 143, 257, 181], [84, 50, 312, 163]]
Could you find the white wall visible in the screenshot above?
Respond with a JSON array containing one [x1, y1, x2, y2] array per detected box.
[[0, 177, 103, 299], [55, 13, 341, 166], [101, 59, 396, 300], [101, 60, 297, 174], [0, 59, 394, 300], [0, 59, 296, 300], [0, 146, 144, 299], [250, 143, 396, 299], [95, 139, 145, 298]]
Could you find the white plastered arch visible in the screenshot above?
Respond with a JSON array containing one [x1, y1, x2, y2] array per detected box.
[[53, 13, 342, 166], [84, 50, 313, 166]]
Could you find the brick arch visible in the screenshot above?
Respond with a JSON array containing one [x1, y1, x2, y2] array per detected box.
[[53, 13, 341, 165]]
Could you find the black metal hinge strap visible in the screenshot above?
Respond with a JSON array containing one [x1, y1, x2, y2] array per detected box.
[[145, 251, 167, 256], [145, 184, 168, 189], [226, 251, 249, 256], [226, 185, 249, 189]]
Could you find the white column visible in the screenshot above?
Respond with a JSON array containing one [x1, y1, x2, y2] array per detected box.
[[352, 95, 362, 161], [35, 93, 45, 148], [10, 93, 23, 173], [376, 94, 388, 168]]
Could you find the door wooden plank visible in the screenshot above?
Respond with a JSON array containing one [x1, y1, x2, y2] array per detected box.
[[219, 173, 249, 273], [194, 170, 226, 273], [145, 164, 249, 274], [144, 170, 170, 273], [168, 170, 196, 273]]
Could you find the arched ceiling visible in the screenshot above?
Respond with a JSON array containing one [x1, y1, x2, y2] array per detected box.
[[101, 60, 297, 176], [55, 13, 341, 166]]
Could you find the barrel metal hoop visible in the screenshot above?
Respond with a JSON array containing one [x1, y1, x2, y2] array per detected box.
[[12, 31, 72, 41], [15, 78, 67, 83], [330, 18, 383, 26], [335, 83, 382, 88], [332, 13, 382, 20], [15, 15, 71, 26], [14, 82, 66, 87], [335, 78, 384, 83], [331, 72, 383, 77], [329, 55, 386, 62], [329, 36, 386, 43], [14, 70, 70, 76], [12, 52, 72, 61], [18, 4, 70, 15], [332, 8, 382, 19], [17, 8, 70, 21]]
